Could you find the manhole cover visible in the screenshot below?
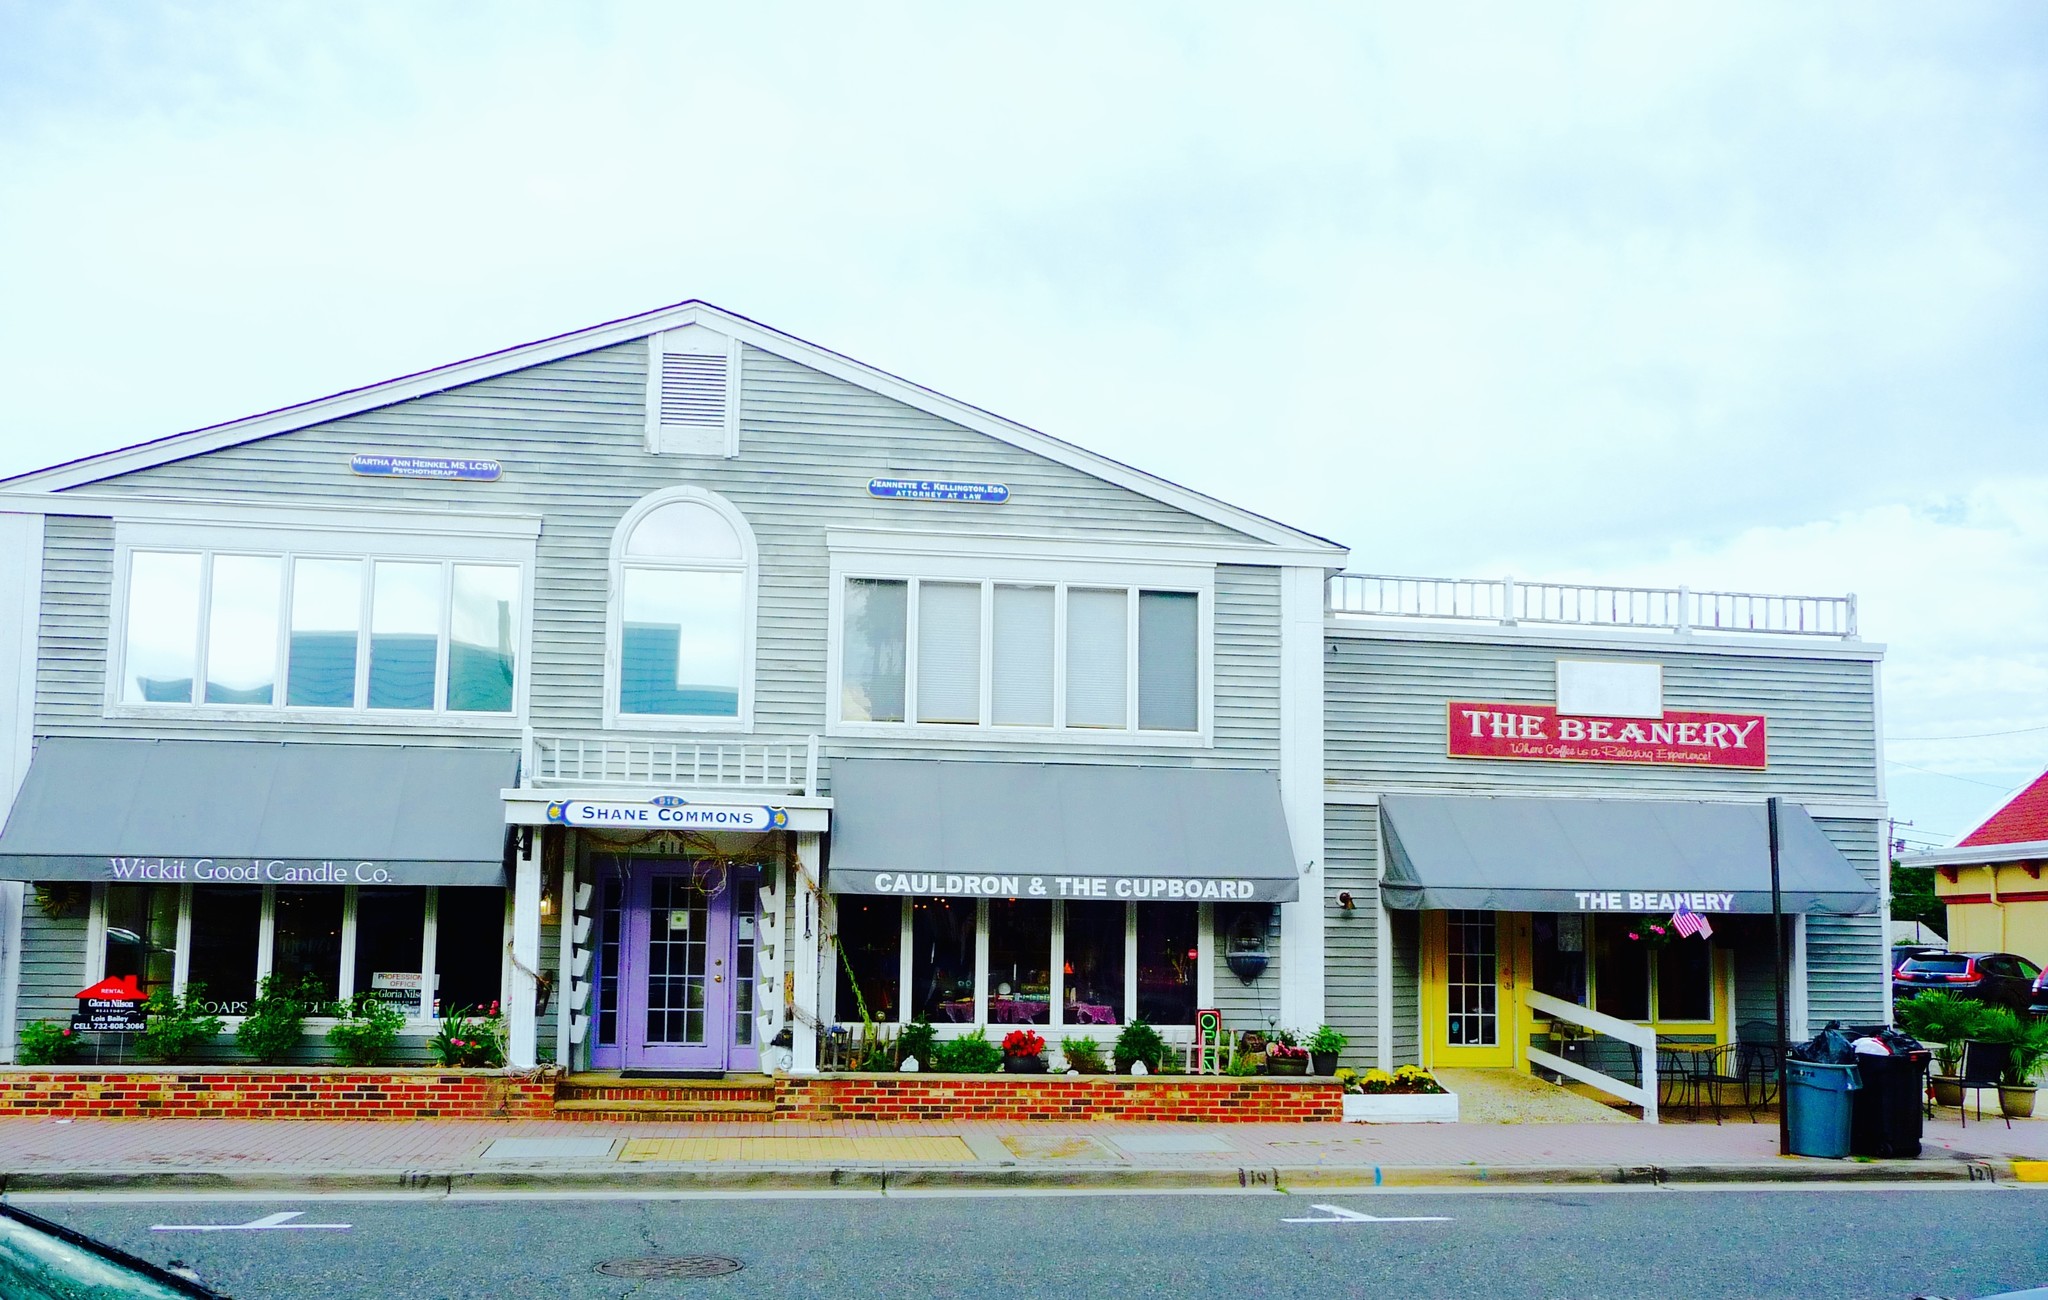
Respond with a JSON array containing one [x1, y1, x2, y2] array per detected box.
[[596, 1256, 744, 1280]]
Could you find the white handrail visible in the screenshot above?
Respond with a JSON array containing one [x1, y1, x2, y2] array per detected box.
[[1327, 573, 1857, 639], [1525, 990, 1659, 1124]]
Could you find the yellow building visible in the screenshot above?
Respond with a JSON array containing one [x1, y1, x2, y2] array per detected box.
[[1901, 769, 2048, 966]]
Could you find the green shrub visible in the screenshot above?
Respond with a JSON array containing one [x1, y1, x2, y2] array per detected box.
[[1059, 1036, 1106, 1073], [897, 1018, 937, 1068], [1224, 1053, 1262, 1077], [1113, 1020, 1167, 1073], [235, 974, 327, 1064], [930, 1028, 1002, 1073], [1894, 989, 1993, 1075], [19, 1019, 76, 1065], [138, 983, 224, 1063], [429, 1005, 505, 1068], [326, 995, 407, 1067], [1978, 1006, 2048, 1086], [1306, 1024, 1348, 1055]]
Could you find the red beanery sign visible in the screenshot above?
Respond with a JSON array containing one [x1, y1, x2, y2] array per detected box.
[[1447, 702, 1768, 769]]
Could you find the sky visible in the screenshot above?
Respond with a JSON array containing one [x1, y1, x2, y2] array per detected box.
[[2, 3, 2044, 854]]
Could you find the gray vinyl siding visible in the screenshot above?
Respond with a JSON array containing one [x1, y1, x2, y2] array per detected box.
[[1323, 804, 1378, 1070], [16, 899, 85, 1036], [1806, 817, 1886, 1029], [1212, 903, 1282, 1035], [1326, 634, 1879, 802], [41, 343, 1283, 772], [1388, 906, 1420, 1066]]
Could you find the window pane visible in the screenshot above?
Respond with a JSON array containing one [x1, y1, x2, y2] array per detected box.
[[354, 887, 427, 1015], [987, 899, 1051, 1025], [104, 884, 179, 998], [842, 578, 907, 722], [123, 551, 202, 703], [1065, 588, 1128, 728], [619, 568, 743, 716], [1137, 590, 1198, 731], [1591, 916, 1650, 1021], [1136, 902, 1198, 1025], [596, 876, 622, 1045], [1063, 901, 1124, 1026], [287, 558, 362, 707], [910, 897, 976, 1023], [273, 888, 343, 1005], [834, 897, 901, 1024], [915, 581, 982, 724], [625, 501, 743, 560], [435, 887, 504, 1017], [187, 886, 261, 1016], [992, 585, 1054, 727], [202, 555, 282, 705], [368, 561, 442, 710], [449, 565, 518, 713], [1655, 939, 1713, 1021], [1531, 913, 1588, 1005]]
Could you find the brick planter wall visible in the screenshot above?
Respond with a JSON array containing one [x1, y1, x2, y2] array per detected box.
[[0, 1068, 558, 1120], [775, 1074, 1342, 1122]]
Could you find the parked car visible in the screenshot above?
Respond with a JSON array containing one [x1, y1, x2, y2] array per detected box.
[[2029, 965, 2048, 1017], [1894, 951, 2043, 1012], [1892, 942, 1946, 977]]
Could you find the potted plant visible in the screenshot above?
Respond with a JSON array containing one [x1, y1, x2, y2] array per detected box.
[[1894, 990, 1991, 1106], [1059, 1035, 1107, 1074], [931, 1028, 1003, 1073], [1001, 1028, 1048, 1073], [1343, 1064, 1458, 1123], [897, 1018, 937, 1072], [1306, 1025, 1347, 1075], [1265, 1041, 1310, 1076], [1113, 1020, 1167, 1074], [1979, 1006, 2048, 1119]]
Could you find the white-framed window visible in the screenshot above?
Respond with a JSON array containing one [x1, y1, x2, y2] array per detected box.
[[90, 883, 508, 1025], [108, 525, 530, 725], [604, 487, 758, 729], [830, 554, 1212, 743]]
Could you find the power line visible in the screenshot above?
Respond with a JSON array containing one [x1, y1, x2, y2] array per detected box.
[[1883, 758, 2025, 792], [1888, 723, 2048, 742]]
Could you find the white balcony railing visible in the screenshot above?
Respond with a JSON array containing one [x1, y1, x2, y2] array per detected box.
[[528, 734, 820, 794], [1327, 573, 1857, 639]]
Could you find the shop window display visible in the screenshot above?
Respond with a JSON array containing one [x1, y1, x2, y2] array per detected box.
[[911, 897, 977, 1022], [1062, 900, 1125, 1026], [985, 899, 1051, 1025]]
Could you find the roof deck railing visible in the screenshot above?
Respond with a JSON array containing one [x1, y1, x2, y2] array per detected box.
[[1326, 573, 1858, 639]]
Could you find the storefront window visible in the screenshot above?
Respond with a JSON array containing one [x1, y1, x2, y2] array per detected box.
[[911, 897, 976, 1022], [1063, 901, 1125, 1026], [1531, 913, 1588, 1004], [1136, 902, 1198, 1025], [842, 578, 907, 722], [834, 896, 902, 1023], [1655, 939, 1713, 1021], [435, 887, 505, 1016], [354, 888, 427, 1017], [103, 884, 178, 996], [986, 900, 1051, 1025], [273, 888, 343, 1004], [1591, 917, 1650, 1022], [186, 886, 261, 1015]]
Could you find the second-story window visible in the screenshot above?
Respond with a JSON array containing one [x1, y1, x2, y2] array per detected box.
[[609, 487, 756, 726]]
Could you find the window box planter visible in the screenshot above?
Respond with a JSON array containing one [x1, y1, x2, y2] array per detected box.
[[1266, 1056, 1308, 1077], [1343, 1090, 1459, 1124]]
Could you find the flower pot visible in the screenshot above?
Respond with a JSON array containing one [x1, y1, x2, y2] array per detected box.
[[1266, 1056, 1308, 1076], [1310, 1051, 1339, 1076], [1931, 1075, 1965, 1107], [1003, 1053, 1047, 1074], [1999, 1084, 2037, 1119]]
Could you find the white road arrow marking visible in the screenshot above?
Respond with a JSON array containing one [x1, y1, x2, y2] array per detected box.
[[1283, 1203, 1453, 1224], [151, 1211, 351, 1233]]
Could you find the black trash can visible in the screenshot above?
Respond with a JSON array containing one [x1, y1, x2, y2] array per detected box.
[[1850, 1050, 1929, 1158]]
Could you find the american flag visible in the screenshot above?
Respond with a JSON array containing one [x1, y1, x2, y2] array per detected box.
[[1671, 906, 1713, 940]]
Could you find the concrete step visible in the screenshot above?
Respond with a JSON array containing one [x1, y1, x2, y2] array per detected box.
[[552, 1097, 778, 1122], [556, 1073, 776, 1107]]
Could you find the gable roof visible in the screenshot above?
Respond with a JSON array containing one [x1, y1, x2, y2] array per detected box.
[[0, 300, 1345, 559], [1958, 768, 2048, 848]]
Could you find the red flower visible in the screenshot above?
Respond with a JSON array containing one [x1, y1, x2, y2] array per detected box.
[[1001, 1029, 1045, 1056]]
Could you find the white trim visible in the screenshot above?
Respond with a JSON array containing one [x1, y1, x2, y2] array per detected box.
[[1901, 841, 2048, 868], [508, 835, 542, 1068], [826, 526, 1341, 569], [601, 486, 758, 733], [1326, 619, 1886, 663], [1789, 915, 1809, 1038], [1, 301, 1346, 557], [0, 491, 544, 538], [556, 852, 576, 1070], [1876, 820, 1894, 1027], [1278, 565, 1325, 1029], [0, 512, 39, 1063], [791, 831, 823, 1074], [1326, 784, 1886, 821]]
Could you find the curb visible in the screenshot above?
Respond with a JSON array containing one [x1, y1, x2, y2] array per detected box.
[[0, 1156, 2015, 1196]]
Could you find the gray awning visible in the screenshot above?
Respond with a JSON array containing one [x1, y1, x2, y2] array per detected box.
[[1379, 794, 1879, 915], [826, 759, 1300, 903], [0, 738, 519, 886]]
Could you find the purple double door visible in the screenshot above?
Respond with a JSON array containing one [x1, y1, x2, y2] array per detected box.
[[592, 859, 758, 1073]]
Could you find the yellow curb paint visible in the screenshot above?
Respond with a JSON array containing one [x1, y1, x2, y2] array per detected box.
[[2013, 1161, 2048, 1183], [619, 1136, 975, 1164]]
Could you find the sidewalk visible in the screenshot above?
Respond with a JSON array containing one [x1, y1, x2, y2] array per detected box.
[[1, 1113, 2043, 1194]]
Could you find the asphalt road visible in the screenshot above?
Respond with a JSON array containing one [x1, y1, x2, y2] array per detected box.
[[18, 1186, 2048, 1300]]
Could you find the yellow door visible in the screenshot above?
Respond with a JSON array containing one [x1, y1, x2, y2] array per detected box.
[[1422, 910, 1518, 1068]]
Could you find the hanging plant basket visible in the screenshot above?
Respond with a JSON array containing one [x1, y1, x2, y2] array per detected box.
[[33, 883, 86, 920]]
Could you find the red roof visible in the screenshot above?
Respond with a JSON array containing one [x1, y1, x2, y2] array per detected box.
[[1959, 769, 2048, 847]]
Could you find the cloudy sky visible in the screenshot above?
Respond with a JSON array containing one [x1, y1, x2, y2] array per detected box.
[[3, 3, 2043, 852]]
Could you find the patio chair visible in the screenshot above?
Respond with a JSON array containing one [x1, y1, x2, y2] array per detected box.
[[1736, 1020, 1784, 1110], [1690, 1043, 1748, 1125], [1947, 1040, 2010, 1130]]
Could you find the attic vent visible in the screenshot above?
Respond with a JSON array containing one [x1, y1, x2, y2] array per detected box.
[[644, 326, 740, 457], [660, 352, 728, 429]]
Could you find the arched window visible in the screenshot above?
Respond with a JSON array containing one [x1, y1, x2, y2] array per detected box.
[[607, 488, 756, 726]]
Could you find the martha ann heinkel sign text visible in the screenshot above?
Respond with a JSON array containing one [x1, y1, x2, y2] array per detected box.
[[1447, 702, 1768, 770]]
